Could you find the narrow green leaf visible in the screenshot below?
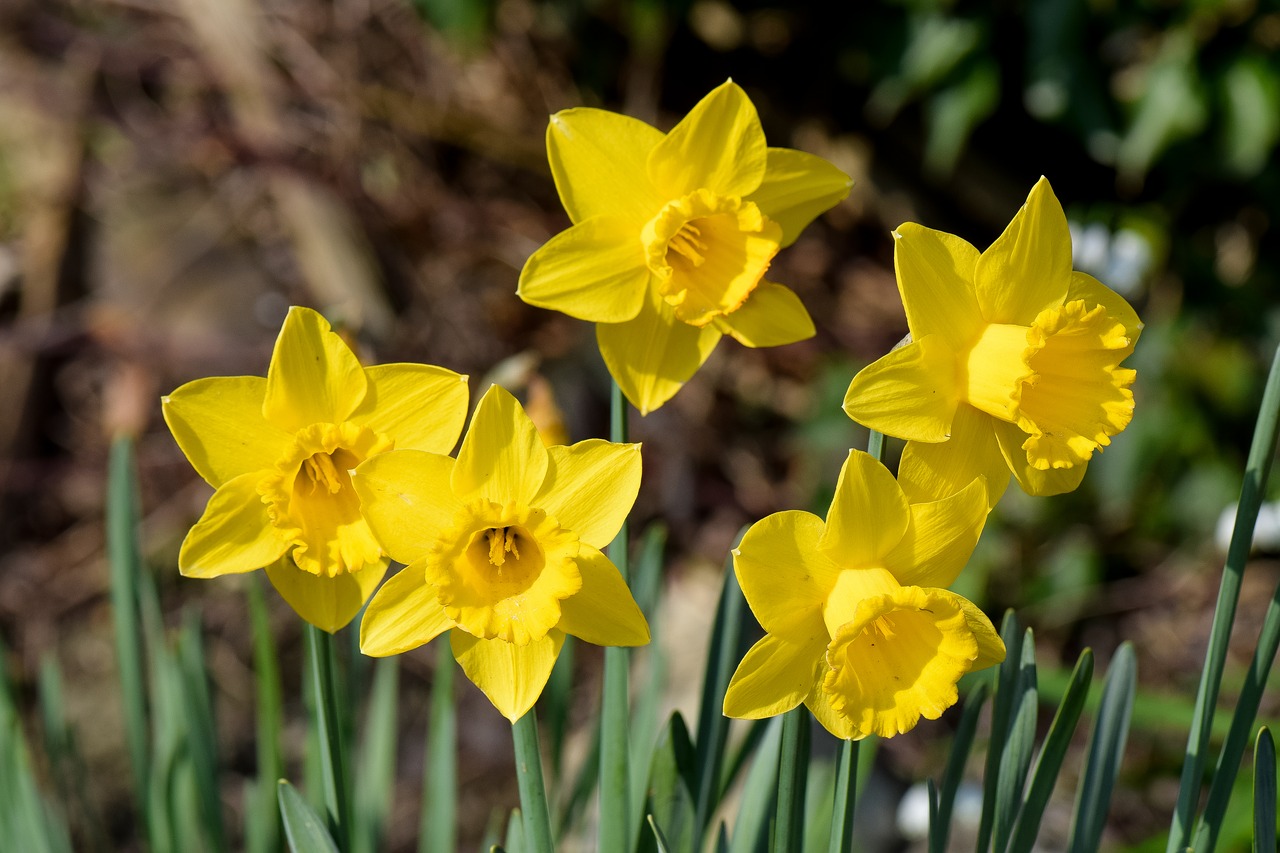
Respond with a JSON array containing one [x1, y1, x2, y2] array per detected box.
[[306, 625, 353, 850], [355, 658, 399, 853], [647, 815, 674, 853], [38, 655, 104, 850], [638, 713, 696, 853], [422, 640, 457, 853], [1069, 642, 1136, 853], [774, 707, 811, 853], [504, 807, 527, 853], [802, 758, 834, 853], [1254, 728, 1276, 853], [631, 525, 671, 839], [720, 719, 770, 801], [247, 578, 283, 853], [930, 679, 989, 853], [279, 779, 341, 853], [827, 739, 859, 853], [544, 635, 574, 778], [977, 610, 1023, 853], [512, 711, 554, 853], [993, 629, 1038, 853], [694, 533, 749, 843], [178, 610, 228, 852], [1007, 649, 1094, 853], [107, 435, 150, 813], [1168, 344, 1280, 852], [730, 716, 782, 853]]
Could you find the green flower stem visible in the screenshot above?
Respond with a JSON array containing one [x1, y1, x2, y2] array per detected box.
[[306, 624, 352, 851], [513, 710, 555, 853], [601, 378, 634, 852], [827, 738, 860, 853], [867, 429, 885, 462], [1167, 344, 1280, 853], [775, 706, 810, 853]]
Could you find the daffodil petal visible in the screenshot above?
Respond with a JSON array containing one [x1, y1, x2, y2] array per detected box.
[[974, 177, 1072, 325], [893, 223, 984, 351], [991, 419, 1089, 496], [163, 376, 290, 487], [898, 404, 1010, 508], [266, 556, 386, 633], [734, 510, 841, 643], [359, 560, 453, 656], [648, 80, 767, 200], [747, 147, 852, 247], [1067, 271, 1143, 341], [819, 449, 911, 567], [452, 385, 549, 505], [179, 473, 289, 578], [723, 632, 825, 719], [451, 628, 564, 723], [843, 336, 960, 442], [351, 364, 469, 454], [716, 281, 815, 348], [597, 285, 722, 415], [557, 544, 649, 646], [547, 108, 665, 225], [805, 681, 863, 741], [882, 477, 989, 589], [953, 595, 1005, 670], [263, 306, 368, 431], [533, 440, 641, 549], [351, 450, 462, 563], [517, 217, 651, 323]]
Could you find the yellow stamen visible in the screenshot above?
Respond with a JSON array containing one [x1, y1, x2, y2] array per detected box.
[[668, 223, 708, 266], [302, 452, 344, 495], [486, 527, 521, 567]]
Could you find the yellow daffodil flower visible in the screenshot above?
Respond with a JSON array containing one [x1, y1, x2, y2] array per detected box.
[[723, 450, 1003, 740], [518, 80, 852, 414], [844, 177, 1142, 507], [162, 306, 469, 632], [352, 385, 649, 722]]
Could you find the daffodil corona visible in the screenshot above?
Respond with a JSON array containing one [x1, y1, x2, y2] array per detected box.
[[353, 385, 649, 722], [518, 80, 852, 414], [844, 178, 1142, 506], [162, 306, 469, 632], [723, 451, 1004, 740]]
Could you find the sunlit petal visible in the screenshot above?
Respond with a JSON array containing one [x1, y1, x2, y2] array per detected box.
[[162, 376, 290, 487], [351, 450, 462, 564], [518, 217, 651, 323], [547, 108, 665, 225], [723, 633, 826, 719], [451, 628, 564, 723], [716, 281, 814, 348], [359, 560, 453, 656], [843, 336, 960, 443], [266, 556, 386, 633], [351, 364, 469, 454], [881, 477, 989, 589], [893, 223, 984, 351], [898, 404, 1011, 508], [556, 545, 649, 646], [648, 80, 767, 199], [179, 473, 289, 578], [974, 176, 1072, 325], [263, 306, 368, 431], [992, 419, 1089, 497], [533, 440, 641, 549], [452, 386, 549, 505], [819, 450, 911, 568], [747, 147, 852, 247], [1067, 271, 1143, 341], [734, 510, 840, 643]]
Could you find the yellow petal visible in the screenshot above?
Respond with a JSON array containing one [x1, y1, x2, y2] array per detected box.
[[893, 223, 984, 351], [517, 217, 652, 323], [974, 177, 1072, 325], [263, 306, 368, 432], [991, 419, 1089, 497], [266, 556, 386, 633], [596, 284, 722, 415], [881, 477, 989, 589], [819, 450, 911, 568], [723, 632, 825, 719], [533, 440, 642, 549], [734, 510, 840, 643], [954, 596, 1006, 670], [747, 147, 852, 248], [179, 473, 289, 578], [556, 544, 649, 646], [843, 336, 960, 442], [716, 281, 815, 348], [359, 560, 453, 656], [824, 586, 979, 739], [805, 681, 862, 741], [351, 450, 462, 564], [898, 404, 1011, 509], [547, 108, 665, 225], [452, 385, 549, 505], [351, 364, 469, 454], [163, 376, 290, 487], [648, 80, 767, 200], [451, 628, 564, 723], [1067, 271, 1143, 341]]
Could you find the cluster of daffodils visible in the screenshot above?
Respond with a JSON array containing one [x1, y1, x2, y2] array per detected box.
[[164, 81, 1140, 740]]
